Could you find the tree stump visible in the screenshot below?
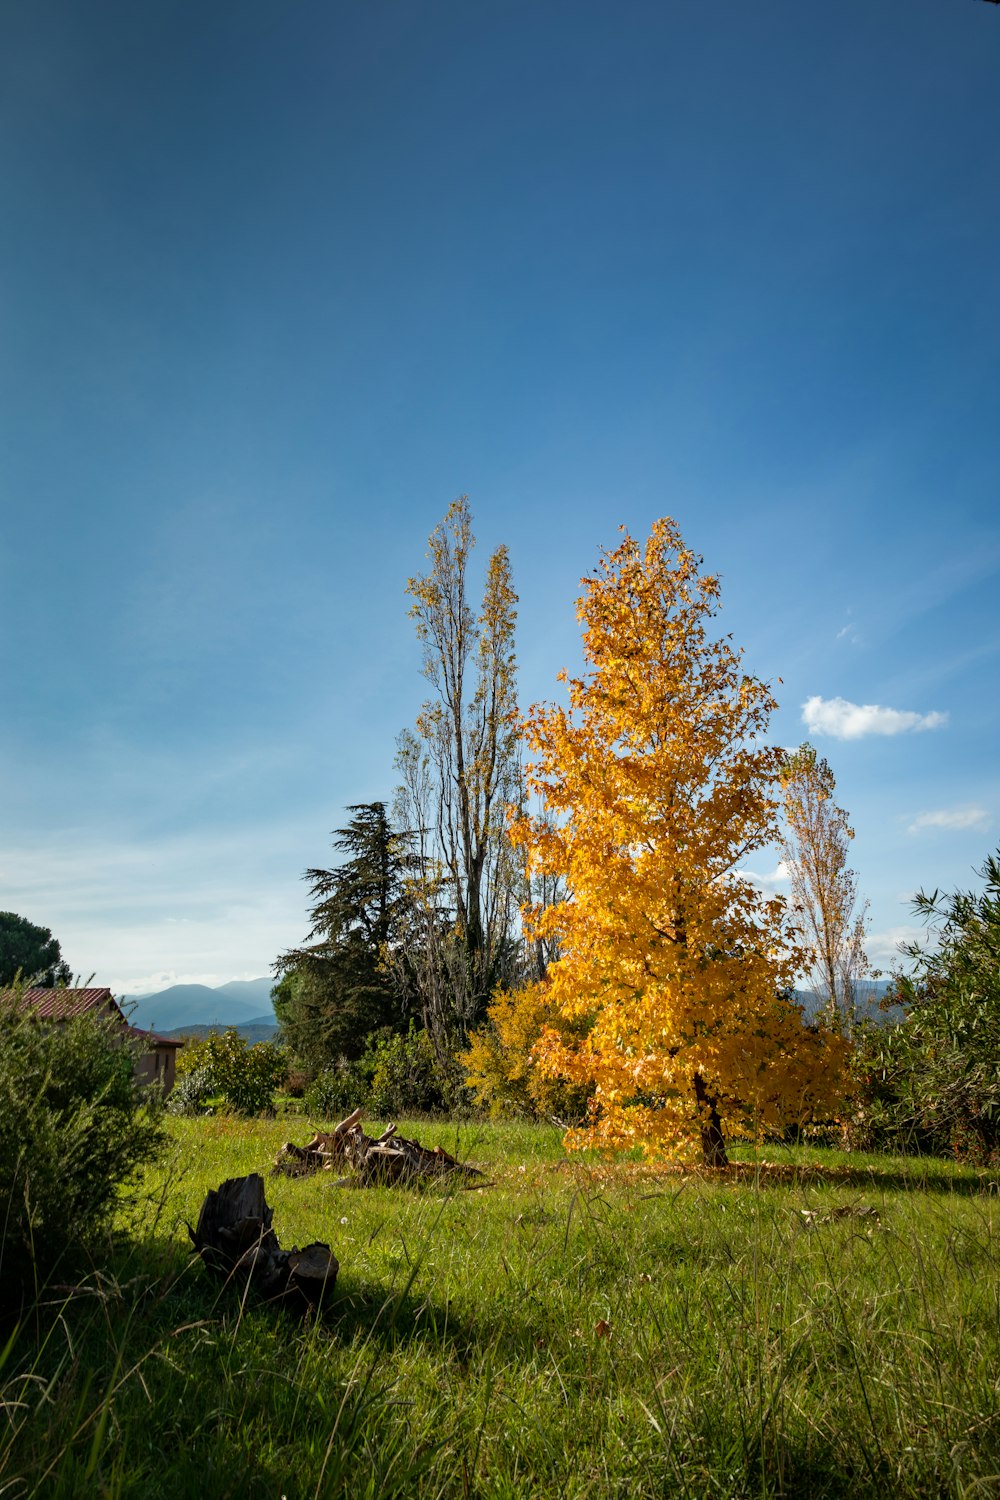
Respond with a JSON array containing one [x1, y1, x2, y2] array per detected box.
[[189, 1173, 338, 1305]]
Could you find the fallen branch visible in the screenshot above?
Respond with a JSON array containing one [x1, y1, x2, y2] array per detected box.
[[272, 1107, 364, 1177], [273, 1110, 484, 1187]]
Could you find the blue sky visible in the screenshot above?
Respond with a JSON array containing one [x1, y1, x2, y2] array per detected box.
[[1, 0, 997, 993]]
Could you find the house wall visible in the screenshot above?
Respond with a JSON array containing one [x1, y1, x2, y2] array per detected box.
[[132, 1045, 178, 1096]]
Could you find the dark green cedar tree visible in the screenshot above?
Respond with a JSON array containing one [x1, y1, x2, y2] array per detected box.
[[272, 803, 419, 1069]]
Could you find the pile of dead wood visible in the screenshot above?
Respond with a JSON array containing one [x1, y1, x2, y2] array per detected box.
[[189, 1172, 338, 1304], [273, 1107, 484, 1187]]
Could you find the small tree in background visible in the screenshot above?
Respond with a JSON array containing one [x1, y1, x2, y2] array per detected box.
[[779, 744, 869, 1032], [511, 519, 849, 1166], [0, 912, 71, 987], [851, 850, 1000, 1159], [177, 1030, 286, 1115]]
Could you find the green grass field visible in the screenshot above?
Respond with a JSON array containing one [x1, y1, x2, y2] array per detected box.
[[3, 1116, 1000, 1498]]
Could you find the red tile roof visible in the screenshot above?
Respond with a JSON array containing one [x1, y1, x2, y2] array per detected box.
[[14, 987, 127, 1024], [5, 989, 182, 1048]]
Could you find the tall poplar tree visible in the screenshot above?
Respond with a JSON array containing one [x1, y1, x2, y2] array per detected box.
[[402, 497, 521, 1036], [779, 744, 869, 1033], [511, 519, 848, 1165]]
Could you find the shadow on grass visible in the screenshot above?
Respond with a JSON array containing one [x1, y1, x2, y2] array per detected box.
[[597, 1157, 1000, 1199], [715, 1161, 999, 1197]]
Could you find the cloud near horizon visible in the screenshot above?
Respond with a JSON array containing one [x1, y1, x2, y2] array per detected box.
[[908, 806, 990, 835], [802, 695, 948, 740], [866, 925, 928, 967], [0, 820, 319, 994]]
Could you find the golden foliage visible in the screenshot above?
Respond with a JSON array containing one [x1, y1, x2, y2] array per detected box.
[[509, 519, 849, 1163], [462, 983, 593, 1120]]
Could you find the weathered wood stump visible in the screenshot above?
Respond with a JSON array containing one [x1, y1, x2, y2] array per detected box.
[[273, 1110, 484, 1188], [189, 1173, 338, 1304]]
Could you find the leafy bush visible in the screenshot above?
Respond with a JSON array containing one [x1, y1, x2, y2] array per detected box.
[[204, 1031, 287, 1115], [174, 1030, 287, 1114], [303, 1060, 367, 1120], [165, 1065, 214, 1116], [174, 1035, 212, 1079], [462, 985, 594, 1121], [846, 851, 1000, 1159], [367, 1025, 456, 1116], [0, 991, 165, 1293], [303, 1026, 469, 1120]]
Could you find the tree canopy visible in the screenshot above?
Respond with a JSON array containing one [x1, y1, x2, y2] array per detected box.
[[0, 912, 71, 988], [272, 803, 417, 1068], [510, 519, 848, 1165]]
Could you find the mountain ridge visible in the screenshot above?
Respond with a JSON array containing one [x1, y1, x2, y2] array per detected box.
[[124, 977, 276, 1033]]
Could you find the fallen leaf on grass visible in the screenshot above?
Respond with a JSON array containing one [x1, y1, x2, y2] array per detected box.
[[799, 1205, 881, 1231], [594, 1319, 612, 1339]]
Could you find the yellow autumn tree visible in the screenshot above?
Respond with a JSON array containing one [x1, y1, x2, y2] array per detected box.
[[510, 519, 849, 1166]]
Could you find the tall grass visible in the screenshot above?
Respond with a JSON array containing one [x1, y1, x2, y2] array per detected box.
[[2, 1118, 999, 1497]]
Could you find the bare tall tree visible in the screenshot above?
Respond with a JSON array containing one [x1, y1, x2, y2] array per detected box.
[[779, 743, 869, 1032], [402, 498, 521, 1036]]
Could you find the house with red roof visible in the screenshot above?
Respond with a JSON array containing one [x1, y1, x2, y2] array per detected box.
[[14, 987, 183, 1095]]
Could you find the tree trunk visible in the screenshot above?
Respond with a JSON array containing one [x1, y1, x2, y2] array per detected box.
[[693, 1071, 729, 1168]]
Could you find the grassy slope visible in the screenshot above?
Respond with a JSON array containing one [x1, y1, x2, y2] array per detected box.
[[3, 1117, 999, 1498]]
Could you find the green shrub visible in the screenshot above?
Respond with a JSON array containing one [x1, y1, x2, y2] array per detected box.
[[171, 1030, 287, 1115], [0, 991, 165, 1294], [303, 1061, 366, 1120], [165, 1065, 214, 1116], [846, 851, 1000, 1160], [201, 1030, 287, 1115], [302, 1027, 471, 1120], [174, 1034, 212, 1078], [367, 1024, 467, 1116]]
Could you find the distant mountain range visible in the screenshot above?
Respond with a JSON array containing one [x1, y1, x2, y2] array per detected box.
[[123, 977, 277, 1034], [162, 1019, 280, 1044], [120, 973, 902, 1043], [795, 978, 903, 1023]]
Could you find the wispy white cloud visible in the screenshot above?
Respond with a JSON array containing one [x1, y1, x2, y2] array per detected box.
[[742, 861, 790, 892], [908, 806, 990, 835], [802, 695, 948, 740], [0, 818, 321, 994], [866, 925, 928, 966], [835, 610, 863, 646]]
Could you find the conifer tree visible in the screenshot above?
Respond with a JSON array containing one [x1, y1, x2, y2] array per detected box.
[[273, 803, 417, 1068]]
